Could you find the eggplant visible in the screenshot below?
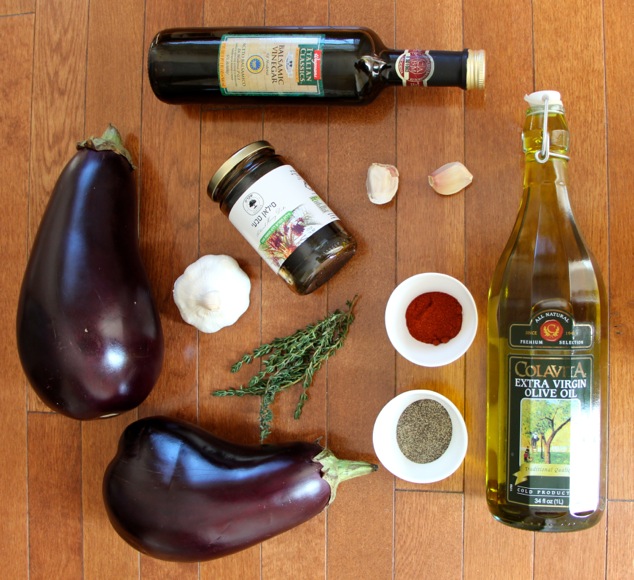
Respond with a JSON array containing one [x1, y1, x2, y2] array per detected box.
[[103, 416, 377, 562], [16, 126, 164, 420]]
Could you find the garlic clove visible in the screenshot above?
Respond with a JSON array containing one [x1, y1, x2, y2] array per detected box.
[[428, 162, 473, 196], [366, 163, 399, 204]]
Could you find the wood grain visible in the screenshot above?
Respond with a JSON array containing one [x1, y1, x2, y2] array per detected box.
[[395, 0, 466, 495], [463, 0, 534, 577], [81, 2, 145, 578], [27, 0, 89, 412], [327, 3, 396, 578], [4, 0, 633, 578], [28, 414, 82, 579], [0, 0, 34, 16], [605, 0, 634, 502], [395, 491, 463, 580], [0, 13, 32, 579], [139, 1, 203, 578], [607, 501, 634, 578]]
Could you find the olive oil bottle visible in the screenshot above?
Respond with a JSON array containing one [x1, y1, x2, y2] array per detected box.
[[486, 91, 608, 531]]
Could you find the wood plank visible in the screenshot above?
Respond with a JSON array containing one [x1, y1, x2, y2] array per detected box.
[[257, 3, 331, 579], [395, 0, 466, 494], [198, 109, 264, 580], [535, 520, 606, 580], [0, 0, 34, 16], [139, 1, 204, 577], [463, 0, 535, 577], [82, 416, 140, 580], [28, 414, 82, 579], [27, 0, 89, 412], [327, 4, 396, 579], [0, 13, 33, 580], [532, 0, 609, 573], [196, 3, 264, 580], [533, 0, 608, 266], [259, 111, 330, 580], [395, 491, 463, 579], [81, 2, 145, 578], [138, 0, 202, 422], [607, 501, 634, 578], [605, 0, 634, 502]]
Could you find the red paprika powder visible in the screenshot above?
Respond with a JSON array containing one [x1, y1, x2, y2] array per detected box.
[[405, 292, 462, 345]]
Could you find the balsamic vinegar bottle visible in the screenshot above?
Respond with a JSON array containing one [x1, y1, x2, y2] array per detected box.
[[147, 27, 485, 105], [486, 91, 608, 532]]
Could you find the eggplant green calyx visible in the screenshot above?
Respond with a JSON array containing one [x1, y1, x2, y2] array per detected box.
[[77, 124, 136, 170], [314, 448, 378, 505]]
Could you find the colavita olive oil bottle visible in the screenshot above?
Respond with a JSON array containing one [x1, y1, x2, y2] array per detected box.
[[486, 91, 608, 531]]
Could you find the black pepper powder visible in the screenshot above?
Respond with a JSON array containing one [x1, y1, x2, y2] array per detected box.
[[396, 399, 453, 463]]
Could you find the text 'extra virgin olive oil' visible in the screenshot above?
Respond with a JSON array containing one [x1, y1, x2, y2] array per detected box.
[[486, 91, 608, 532], [147, 26, 485, 106]]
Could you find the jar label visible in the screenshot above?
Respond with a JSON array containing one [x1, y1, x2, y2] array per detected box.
[[505, 310, 600, 514], [395, 50, 434, 86], [219, 35, 325, 96], [228, 165, 338, 272]]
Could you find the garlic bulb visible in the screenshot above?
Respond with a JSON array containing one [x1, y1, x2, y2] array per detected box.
[[428, 162, 473, 195], [366, 163, 399, 204], [173, 255, 251, 333]]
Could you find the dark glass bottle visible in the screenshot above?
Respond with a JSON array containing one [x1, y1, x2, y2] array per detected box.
[[209, 141, 356, 295], [148, 26, 485, 105]]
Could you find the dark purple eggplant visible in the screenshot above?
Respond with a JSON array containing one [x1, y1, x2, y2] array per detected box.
[[16, 126, 163, 420], [103, 416, 377, 562]]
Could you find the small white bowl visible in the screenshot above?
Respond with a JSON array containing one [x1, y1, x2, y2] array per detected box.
[[372, 389, 468, 483], [385, 272, 477, 367]]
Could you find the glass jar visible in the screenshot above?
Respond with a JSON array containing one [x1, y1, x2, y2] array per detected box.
[[208, 141, 356, 295]]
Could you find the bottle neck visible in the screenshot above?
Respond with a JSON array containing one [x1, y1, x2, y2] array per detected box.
[[374, 49, 479, 89], [522, 107, 571, 204]]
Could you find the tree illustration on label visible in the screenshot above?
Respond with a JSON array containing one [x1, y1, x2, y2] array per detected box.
[[521, 399, 571, 464]]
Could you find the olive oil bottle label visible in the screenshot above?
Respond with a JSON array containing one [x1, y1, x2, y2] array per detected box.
[[505, 310, 600, 513], [219, 35, 324, 96], [228, 165, 338, 272], [510, 309, 593, 349]]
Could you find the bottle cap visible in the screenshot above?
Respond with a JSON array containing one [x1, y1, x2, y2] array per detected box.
[[208, 141, 274, 201], [524, 90, 562, 107], [466, 50, 486, 90]]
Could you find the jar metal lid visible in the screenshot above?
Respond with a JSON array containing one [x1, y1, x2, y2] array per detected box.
[[207, 140, 274, 201]]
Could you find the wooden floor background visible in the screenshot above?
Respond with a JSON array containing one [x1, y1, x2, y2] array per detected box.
[[2, 0, 633, 578]]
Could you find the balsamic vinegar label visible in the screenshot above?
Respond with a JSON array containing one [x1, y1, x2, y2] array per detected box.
[[219, 34, 324, 96], [505, 311, 599, 511]]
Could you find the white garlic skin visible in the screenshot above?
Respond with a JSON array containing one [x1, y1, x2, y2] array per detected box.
[[366, 163, 399, 204], [428, 162, 473, 195], [173, 255, 251, 333]]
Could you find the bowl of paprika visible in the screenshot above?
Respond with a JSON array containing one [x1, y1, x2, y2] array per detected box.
[[385, 272, 477, 367]]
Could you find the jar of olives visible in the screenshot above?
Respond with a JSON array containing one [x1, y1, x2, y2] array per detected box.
[[208, 141, 356, 295]]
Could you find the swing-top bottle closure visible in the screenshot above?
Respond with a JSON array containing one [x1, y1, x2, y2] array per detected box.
[[524, 90, 570, 164]]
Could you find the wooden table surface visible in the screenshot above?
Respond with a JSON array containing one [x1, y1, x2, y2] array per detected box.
[[2, 0, 633, 578]]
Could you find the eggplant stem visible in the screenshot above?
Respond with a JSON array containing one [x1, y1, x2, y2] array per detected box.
[[77, 124, 136, 170], [314, 448, 378, 505]]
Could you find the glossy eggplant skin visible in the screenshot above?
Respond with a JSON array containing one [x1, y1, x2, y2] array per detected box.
[[103, 416, 333, 562], [16, 135, 163, 420]]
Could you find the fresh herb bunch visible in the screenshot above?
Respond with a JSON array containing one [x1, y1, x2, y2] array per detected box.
[[213, 296, 358, 441]]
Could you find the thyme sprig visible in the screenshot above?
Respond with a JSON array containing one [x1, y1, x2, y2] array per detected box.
[[213, 296, 358, 441]]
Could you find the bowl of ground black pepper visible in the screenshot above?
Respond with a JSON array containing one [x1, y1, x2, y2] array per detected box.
[[385, 272, 477, 367], [372, 389, 468, 483]]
